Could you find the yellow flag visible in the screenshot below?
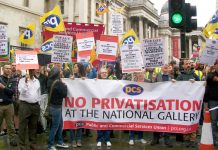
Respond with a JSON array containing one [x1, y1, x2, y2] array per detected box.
[[96, 3, 109, 15], [40, 5, 65, 32], [89, 46, 97, 64], [119, 29, 140, 45], [40, 38, 53, 54], [203, 11, 218, 39], [19, 23, 35, 45]]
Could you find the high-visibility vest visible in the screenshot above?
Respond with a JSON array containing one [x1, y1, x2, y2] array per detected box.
[[194, 70, 203, 81], [145, 72, 150, 79], [154, 67, 161, 74]]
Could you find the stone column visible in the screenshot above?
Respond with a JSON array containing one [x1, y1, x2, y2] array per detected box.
[[156, 27, 159, 37], [139, 17, 144, 40], [68, 0, 74, 22], [144, 19, 148, 38], [79, 0, 88, 22], [91, 0, 95, 23], [189, 36, 192, 58], [152, 25, 155, 38]]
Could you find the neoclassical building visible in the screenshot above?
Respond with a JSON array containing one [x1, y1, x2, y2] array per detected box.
[[0, 0, 159, 49], [159, 1, 206, 62]]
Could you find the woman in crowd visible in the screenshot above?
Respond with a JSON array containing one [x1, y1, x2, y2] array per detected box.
[[96, 67, 112, 147], [47, 67, 69, 150], [70, 63, 86, 147], [129, 71, 147, 146]]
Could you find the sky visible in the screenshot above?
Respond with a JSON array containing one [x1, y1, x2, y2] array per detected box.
[[150, 0, 216, 27]]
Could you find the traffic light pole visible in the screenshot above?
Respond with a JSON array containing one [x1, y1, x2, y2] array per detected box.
[[180, 29, 186, 58]]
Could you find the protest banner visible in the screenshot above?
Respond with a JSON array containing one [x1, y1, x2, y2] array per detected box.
[[15, 50, 39, 70], [111, 13, 123, 35], [98, 35, 118, 61], [0, 25, 8, 56], [62, 79, 205, 134], [42, 22, 105, 41], [142, 38, 165, 68], [51, 35, 72, 63], [120, 44, 144, 73], [76, 32, 95, 57]]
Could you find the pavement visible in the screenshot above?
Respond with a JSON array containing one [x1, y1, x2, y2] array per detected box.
[[0, 129, 217, 150]]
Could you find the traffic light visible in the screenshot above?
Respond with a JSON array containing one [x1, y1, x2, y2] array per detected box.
[[185, 3, 197, 32], [168, 0, 186, 28]]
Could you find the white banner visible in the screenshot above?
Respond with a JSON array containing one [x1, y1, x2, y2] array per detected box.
[[62, 79, 205, 133], [111, 13, 123, 35], [51, 35, 72, 63], [0, 25, 8, 55], [120, 44, 144, 73], [142, 38, 165, 68]]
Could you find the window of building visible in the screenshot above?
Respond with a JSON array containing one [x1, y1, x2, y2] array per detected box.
[[19, 27, 28, 48], [23, 0, 29, 7], [59, 0, 64, 14]]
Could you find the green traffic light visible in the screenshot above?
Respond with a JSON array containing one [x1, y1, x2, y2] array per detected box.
[[171, 12, 183, 24]]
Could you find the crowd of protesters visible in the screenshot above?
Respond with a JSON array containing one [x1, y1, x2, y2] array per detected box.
[[0, 58, 217, 150]]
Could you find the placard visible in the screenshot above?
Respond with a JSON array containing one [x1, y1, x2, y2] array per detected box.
[[76, 32, 95, 57], [16, 50, 39, 70], [142, 38, 165, 68], [98, 35, 118, 61], [0, 25, 8, 55], [111, 13, 123, 35], [51, 35, 72, 63]]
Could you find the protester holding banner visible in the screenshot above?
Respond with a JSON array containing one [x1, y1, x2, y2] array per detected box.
[[205, 59, 218, 146], [129, 71, 147, 146], [0, 65, 17, 147], [70, 63, 86, 147], [96, 67, 112, 147], [151, 64, 173, 147], [176, 59, 200, 148], [47, 67, 69, 150], [18, 69, 41, 149]]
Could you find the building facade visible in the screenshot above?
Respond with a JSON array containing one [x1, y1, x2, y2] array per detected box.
[[0, 0, 159, 49]]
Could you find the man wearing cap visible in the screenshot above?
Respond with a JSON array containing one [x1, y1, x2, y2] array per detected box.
[[18, 69, 41, 150]]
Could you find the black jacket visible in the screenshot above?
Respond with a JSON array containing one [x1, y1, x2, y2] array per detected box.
[[0, 75, 16, 105], [35, 74, 48, 95], [50, 80, 67, 106], [205, 71, 218, 102]]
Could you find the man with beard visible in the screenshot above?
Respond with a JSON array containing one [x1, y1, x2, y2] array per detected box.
[[177, 59, 199, 148]]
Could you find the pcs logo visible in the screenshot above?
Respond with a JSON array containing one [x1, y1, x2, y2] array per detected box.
[[24, 29, 33, 39], [122, 36, 135, 45], [123, 84, 143, 96], [41, 41, 53, 52], [42, 15, 60, 28]]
